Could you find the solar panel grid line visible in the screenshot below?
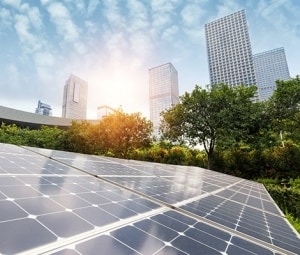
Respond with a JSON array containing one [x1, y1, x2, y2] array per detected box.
[[214, 189, 283, 218], [171, 179, 245, 208], [149, 214, 223, 255], [93, 175, 298, 253], [172, 207, 297, 255], [84, 176, 298, 254], [24, 207, 170, 255], [1, 144, 299, 254], [181, 196, 300, 254]]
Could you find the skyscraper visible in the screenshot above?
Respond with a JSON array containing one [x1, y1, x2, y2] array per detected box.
[[149, 63, 179, 137], [205, 10, 256, 88], [253, 47, 290, 101], [35, 100, 52, 116], [62, 74, 88, 119], [97, 105, 116, 119]]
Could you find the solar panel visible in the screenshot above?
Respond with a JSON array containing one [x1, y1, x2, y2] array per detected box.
[[0, 143, 299, 254]]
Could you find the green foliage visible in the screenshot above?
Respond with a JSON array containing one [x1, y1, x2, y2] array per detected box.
[[270, 76, 300, 123], [257, 178, 300, 233], [96, 110, 153, 158], [161, 83, 258, 169], [286, 213, 300, 234], [263, 142, 300, 179], [0, 123, 66, 149], [130, 144, 207, 167], [65, 121, 96, 154]]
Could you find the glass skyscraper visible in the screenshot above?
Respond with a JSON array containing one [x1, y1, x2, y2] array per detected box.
[[149, 63, 179, 137], [253, 47, 290, 101], [205, 10, 257, 88], [35, 100, 52, 116], [62, 74, 88, 119]]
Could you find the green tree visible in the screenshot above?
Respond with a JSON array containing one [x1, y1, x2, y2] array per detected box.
[[161, 84, 257, 169], [96, 110, 153, 158], [65, 121, 96, 154], [269, 76, 300, 144]]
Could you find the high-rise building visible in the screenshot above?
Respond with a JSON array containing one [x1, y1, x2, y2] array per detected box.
[[149, 63, 179, 137], [97, 105, 116, 119], [35, 100, 52, 116], [205, 10, 257, 88], [62, 74, 88, 119], [253, 47, 290, 101]]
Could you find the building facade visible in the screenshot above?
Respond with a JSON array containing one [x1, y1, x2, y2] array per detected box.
[[97, 105, 116, 119], [35, 100, 52, 116], [205, 10, 257, 88], [253, 47, 290, 101], [149, 63, 179, 138], [62, 74, 88, 119]]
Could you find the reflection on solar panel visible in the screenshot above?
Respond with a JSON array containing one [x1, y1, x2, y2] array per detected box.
[[0, 143, 299, 254]]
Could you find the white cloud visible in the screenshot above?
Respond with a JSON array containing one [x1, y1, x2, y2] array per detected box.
[[1, 0, 21, 9], [0, 8, 12, 29], [40, 0, 52, 5], [19, 4, 43, 30], [34, 51, 55, 67], [47, 2, 79, 42], [14, 14, 42, 52], [87, 0, 100, 17], [216, 0, 242, 18], [126, 0, 150, 32], [161, 25, 179, 41], [34, 51, 57, 83], [180, 3, 205, 27], [102, 0, 126, 29], [85, 20, 97, 34], [62, 0, 85, 11], [258, 0, 289, 20], [73, 42, 87, 55]]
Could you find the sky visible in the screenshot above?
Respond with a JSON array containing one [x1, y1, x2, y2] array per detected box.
[[0, 0, 299, 119]]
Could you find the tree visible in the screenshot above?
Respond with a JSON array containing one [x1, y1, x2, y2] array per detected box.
[[269, 76, 300, 143], [161, 84, 257, 169], [96, 110, 153, 158], [65, 121, 96, 154]]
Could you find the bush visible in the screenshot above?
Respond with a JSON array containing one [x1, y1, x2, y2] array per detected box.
[[263, 142, 300, 179]]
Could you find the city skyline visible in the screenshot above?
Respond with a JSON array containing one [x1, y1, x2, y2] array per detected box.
[[0, 0, 299, 119], [149, 63, 179, 137], [62, 74, 88, 119], [253, 47, 290, 101], [205, 9, 257, 89]]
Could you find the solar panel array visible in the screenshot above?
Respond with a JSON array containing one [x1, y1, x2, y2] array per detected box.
[[0, 142, 299, 254]]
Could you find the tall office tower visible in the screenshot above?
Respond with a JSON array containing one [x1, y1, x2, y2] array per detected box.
[[253, 47, 290, 101], [62, 74, 88, 119], [205, 9, 257, 88], [35, 100, 52, 116], [97, 105, 116, 119], [149, 63, 179, 137]]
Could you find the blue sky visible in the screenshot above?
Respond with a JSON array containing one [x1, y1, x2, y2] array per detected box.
[[0, 0, 299, 119]]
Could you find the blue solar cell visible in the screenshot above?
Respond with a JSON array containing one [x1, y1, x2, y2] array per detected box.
[[229, 236, 274, 255], [110, 225, 165, 254], [172, 235, 221, 255], [134, 219, 179, 242], [154, 245, 187, 255], [37, 211, 94, 238], [74, 206, 119, 227], [0, 218, 57, 254], [15, 196, 65, 215], [0, 200, 28, 221], [0, 143, 299, 254], [76, 235, 139, 255], [50, 249, 80, 255], [100, 202, 137, 219]]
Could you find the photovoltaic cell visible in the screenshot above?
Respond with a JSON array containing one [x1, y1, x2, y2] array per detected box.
[[0, 143, 299, 254]]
